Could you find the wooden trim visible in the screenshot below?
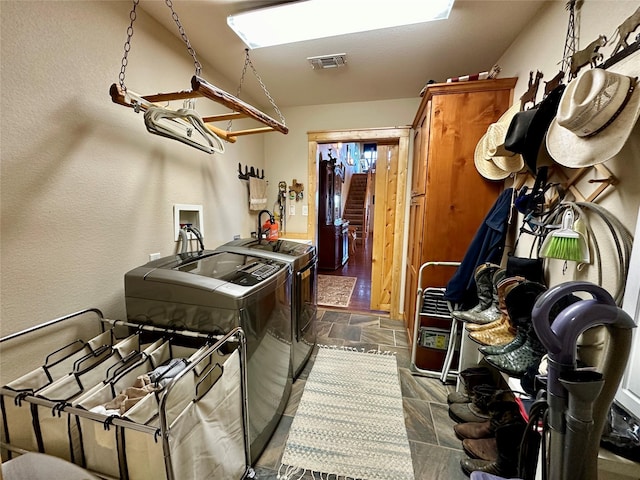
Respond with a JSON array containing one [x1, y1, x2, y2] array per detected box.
[[308, 127, 410, 143], [307, 127, 410, 317]]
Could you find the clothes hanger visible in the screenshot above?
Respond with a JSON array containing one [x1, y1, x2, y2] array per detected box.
[[143, 99, 225, 154]]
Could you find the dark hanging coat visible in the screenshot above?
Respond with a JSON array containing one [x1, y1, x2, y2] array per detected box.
[[444, 188, 513, 308]]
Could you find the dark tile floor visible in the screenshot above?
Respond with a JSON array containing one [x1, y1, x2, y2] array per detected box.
[[253, 309, 470, 480]]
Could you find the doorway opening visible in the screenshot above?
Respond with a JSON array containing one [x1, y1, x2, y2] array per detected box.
[[307, 127, 410, 318]]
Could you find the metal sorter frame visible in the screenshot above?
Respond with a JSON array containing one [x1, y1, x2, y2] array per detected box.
[[0, 308, 254, 480]]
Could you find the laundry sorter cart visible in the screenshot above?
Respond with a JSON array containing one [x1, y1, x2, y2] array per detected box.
[[0, 308, 254, 480], [410, 261, 462, 383]]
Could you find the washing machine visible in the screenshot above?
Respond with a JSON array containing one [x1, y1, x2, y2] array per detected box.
[[124, 250, 292, 462], [218, 238, 317, 379]]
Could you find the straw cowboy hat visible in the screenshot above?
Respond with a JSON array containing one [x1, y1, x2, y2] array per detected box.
[[504, 84, 566, 174], [474, 103, 524, 180], [546, 49, 640, 168]]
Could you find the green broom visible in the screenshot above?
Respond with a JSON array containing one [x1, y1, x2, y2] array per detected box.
[[540, 209, 588, 262]]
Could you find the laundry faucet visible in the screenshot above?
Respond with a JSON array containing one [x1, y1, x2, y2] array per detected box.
[[257, 210, 275, 243]]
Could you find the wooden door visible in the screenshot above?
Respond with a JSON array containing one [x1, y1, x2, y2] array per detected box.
[[371, 144, 399, 311]]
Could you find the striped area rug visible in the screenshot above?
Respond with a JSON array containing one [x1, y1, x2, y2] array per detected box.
[[279, 347, 415, 480]]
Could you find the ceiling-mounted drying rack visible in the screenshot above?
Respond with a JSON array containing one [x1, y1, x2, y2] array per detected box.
[[110, 0, 287, 152], [110, 77, 289, 144]]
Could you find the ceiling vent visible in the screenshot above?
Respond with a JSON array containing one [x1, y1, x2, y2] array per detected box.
[[307, 53, 347, 70]]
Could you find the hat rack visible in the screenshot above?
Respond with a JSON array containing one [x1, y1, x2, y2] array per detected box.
[[514, 163, 617, 207], [551, 164, 618, 203]]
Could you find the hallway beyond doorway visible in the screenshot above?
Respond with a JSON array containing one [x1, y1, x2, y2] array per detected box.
[[319, 231, 379, 313]]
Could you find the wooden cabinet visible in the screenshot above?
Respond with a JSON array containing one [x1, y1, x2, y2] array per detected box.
[[404, 78, 517, 367], [318, 158, 349, 270]]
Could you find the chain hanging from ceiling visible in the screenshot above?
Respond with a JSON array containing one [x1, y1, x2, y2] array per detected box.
[[110, 0, 288, 154], [228, 49, 286, 132]]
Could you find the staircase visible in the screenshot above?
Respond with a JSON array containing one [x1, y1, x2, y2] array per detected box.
[[343, 173, 368, 242]]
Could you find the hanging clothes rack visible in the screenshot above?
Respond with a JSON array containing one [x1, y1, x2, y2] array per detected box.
[[110, 0, 287, 150]]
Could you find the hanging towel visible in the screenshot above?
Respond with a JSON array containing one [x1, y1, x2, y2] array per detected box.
[[249, 177, 267, 211]]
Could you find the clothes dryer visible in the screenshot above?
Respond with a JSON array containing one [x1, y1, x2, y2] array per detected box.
[[218, 239, 317, 379]]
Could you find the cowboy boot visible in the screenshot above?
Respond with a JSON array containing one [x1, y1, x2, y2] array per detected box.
[[448, 366, 496, 404], [467, 278, 527, 345], [460, 269, 506, 325], [484, 281, 547, 378], [465, 277, 524, 332], [452, 263, 500, 322], [463, 437, 498, 462], [454, 400, 524, 440], [449, 385, 512, 424], [486, 288, 581, 378], [478, 280, 532, 355], [460, 421, 526, 477]]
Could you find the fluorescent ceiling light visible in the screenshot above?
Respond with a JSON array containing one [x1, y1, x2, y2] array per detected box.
[[227, 0, 455, 49]]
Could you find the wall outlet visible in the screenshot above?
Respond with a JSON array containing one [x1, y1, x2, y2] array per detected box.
[[302, 205, 308, 216], [289, 204, 296, 215], [233, 234, 240, 240], [149, 252, 161, 261]]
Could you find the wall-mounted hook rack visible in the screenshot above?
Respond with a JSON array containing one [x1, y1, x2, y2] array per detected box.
[[238, 163, 265, 181]]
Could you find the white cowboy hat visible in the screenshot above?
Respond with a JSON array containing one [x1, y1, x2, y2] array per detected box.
[[474, 132, 511, 180], [474, 103, 524, 179], [546, 49, 640, 168]]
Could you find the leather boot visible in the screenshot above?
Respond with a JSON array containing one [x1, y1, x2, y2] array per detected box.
[[460, 421, 526, 477], [478, 279, 532, 355], [468, 279, 525, 346], [485, 287, 580, 378], [447, 367, 496, 404], [484, 281, 547, 378], [460, 268, 506, 325], [465, 277, 524, 332], [452, 263, 500, 322], [449, 385, 511, 424], [454, 400, 523, 440], [463, 437, 498, 462]]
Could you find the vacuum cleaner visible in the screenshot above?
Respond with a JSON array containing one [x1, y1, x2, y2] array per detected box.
[[531, 281, 635, 480]]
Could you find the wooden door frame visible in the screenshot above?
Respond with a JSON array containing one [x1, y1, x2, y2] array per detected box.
[[307, 127, 410, 319]]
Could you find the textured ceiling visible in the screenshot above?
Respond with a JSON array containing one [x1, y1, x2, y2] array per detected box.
[[140, 0, 547, 109]]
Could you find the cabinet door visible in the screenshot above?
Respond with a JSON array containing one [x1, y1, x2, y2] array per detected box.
[[420, 90, 505, 282], [411, 102, 431, 196], [404, 195, 425, 340]]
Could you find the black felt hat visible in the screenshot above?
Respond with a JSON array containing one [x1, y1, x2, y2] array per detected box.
[[504, 84, 566, 173]]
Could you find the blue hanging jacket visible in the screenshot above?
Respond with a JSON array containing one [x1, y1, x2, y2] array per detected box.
[[444, 188, 513, 307]]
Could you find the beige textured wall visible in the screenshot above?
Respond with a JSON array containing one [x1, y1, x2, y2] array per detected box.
[[0, 1, 417, 382], [495, 0, 640, 296], [265, 99, 417, 234], [1, 0, 638, 384], [0, 1, 267, 381]]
